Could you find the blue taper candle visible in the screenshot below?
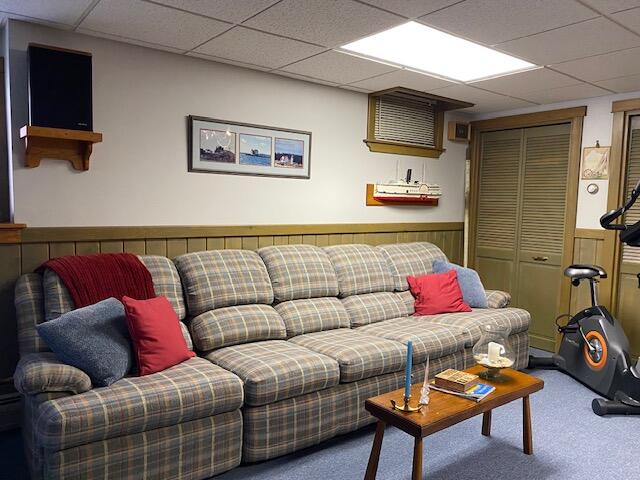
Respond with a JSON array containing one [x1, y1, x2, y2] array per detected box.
[[404, 341, 413, 398]]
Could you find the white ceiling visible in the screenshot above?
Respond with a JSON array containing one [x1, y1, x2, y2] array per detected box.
[[5, 0, 640, 113]]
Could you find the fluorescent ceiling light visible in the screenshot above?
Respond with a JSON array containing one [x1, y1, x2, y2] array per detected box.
[[340, 22, 535, 82]]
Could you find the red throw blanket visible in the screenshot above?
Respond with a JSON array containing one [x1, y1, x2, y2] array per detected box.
[[37, 253, 156, 308]]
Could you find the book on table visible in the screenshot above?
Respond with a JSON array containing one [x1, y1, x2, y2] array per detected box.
[[434, 369, 479, 393], [429, 381, 496, 402]]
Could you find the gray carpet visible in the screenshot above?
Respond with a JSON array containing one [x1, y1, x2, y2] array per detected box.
[[2, 361, 638, 479]]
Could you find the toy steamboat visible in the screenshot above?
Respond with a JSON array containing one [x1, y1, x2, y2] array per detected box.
[[373, 168, 442, 203]]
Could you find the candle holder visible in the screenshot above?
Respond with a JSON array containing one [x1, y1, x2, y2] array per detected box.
[[390, 395, 423, 412], [472, 324, 515, 382]]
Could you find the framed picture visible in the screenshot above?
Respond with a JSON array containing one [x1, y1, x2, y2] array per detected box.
[[189, 116, 311, 178], [581, 146, 610, 180]]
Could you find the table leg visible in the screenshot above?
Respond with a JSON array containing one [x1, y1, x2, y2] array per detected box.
[[482, 410, 492, 437], [523, 395, 533, 455], [412, 436, 423, 480], [364, 421, 385, 480]]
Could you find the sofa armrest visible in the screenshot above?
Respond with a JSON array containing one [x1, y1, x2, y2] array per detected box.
[[485, 290, 511, 309], [14, 352, 92, 396]]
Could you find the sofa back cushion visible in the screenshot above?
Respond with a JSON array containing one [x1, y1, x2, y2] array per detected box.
[[324, 244, 394, 297], [378, 242, 448, 291], [258, 245, 338, 301], [174, 250, 273, 316], [275, 297, 350, 337], [189, 304, 286, 352], [341, 292, 410, 327], [42, 255, 186, 321]]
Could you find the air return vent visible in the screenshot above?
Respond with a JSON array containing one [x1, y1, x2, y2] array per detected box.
[[364, 87, 473, 158]]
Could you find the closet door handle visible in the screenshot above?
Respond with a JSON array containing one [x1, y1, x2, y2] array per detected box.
[[532, 256, 548, 262]]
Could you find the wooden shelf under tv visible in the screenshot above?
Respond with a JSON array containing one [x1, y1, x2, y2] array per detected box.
[[19, 125, 103, 171], [366, 184, 439, 206]]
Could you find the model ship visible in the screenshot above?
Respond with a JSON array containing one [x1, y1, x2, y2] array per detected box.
[[373, 169, 442, 203]]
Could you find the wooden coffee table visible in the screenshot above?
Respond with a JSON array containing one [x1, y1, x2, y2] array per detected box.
[[364, 366, 544, 480]]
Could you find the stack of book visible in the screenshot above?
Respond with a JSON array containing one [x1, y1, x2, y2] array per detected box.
[[430, 369, 495, 402]]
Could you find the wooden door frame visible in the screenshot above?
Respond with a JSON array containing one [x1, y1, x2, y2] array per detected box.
[[468, 106, 587, 350], [602, 98, 640, 313]]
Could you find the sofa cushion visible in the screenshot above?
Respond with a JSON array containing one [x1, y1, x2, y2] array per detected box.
[[36, 298, 133, 387], [396, 290, 416, 315], [258, 245, 339, 301], [190, 304, 287, 352], [43, 255, 186, 321], [357, 318, 469, 363], [174, 250, 273, 316], [275, 297, 350, 337], [15, 273, 48, 356], [419, 307, 530, 343], [34, 357, 243, 450], [378, 242, 448, 291], [288, 329, 406, 382], [324, 244, 394, 297], [14, 352, 92, 395], [341, 292, 410, 327], [206, 340, 339, 406]]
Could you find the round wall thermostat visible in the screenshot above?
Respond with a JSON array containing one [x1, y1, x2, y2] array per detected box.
[[587, 183, 599, 195]]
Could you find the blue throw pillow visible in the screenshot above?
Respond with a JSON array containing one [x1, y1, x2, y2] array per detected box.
[[36, 298, 133, 387], [432, 260, 488, 308]]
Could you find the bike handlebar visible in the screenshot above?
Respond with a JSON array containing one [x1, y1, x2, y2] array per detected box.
[[600, 178, 640, 231]]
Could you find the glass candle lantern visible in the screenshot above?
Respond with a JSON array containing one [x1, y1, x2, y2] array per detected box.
[[472, 324, 515, 380]]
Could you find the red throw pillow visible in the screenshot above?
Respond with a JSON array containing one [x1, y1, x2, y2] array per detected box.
[[122, 296, 195, 376], [407, 270, 472, 315]]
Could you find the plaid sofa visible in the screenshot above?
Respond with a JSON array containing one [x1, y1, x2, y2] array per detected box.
[[13, 257, 245, 480], [15, 242, 531, 478]]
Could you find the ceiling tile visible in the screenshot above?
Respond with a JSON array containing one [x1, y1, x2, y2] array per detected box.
[[282, 51, 398, 84], [271, 71, 340, 86], [581, 0, 640, 14], [75, 27, 186, 53], [243, 0, 404, 47], [194, 27, 325, 69], [418, 0, 597, 45], [0, 0, 93, 25], [186, 51, 272, 71], [518, 83, 611, 104], [551, 47, 640, 82], [595, 73, 640, 92], [348, 69, 455, 91], [79, 0, 231, 51], [497, 17, 640, 65], [340, 84, 374, 93], [429, 84, 536, 113], [611, 6, 640, 33], [151, 0, 279, 24], [470, 68, 578, 97], [358, 0, 461, 18]]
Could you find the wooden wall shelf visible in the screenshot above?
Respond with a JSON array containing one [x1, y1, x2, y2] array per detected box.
[[366, 184, 439, 206], [20, 126, 103, 171]]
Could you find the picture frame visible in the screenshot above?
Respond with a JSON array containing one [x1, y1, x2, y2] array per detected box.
[[188, 115, 311, 179], [581, 146, 610, 180]]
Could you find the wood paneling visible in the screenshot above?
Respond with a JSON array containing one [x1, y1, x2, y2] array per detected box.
[[0, 222, 463, 381]]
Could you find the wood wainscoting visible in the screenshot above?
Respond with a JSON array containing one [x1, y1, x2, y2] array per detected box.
[[0, 221, 463, 383]]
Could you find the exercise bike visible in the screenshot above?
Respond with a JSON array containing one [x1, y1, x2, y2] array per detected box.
[[528, 179, 640, 416]]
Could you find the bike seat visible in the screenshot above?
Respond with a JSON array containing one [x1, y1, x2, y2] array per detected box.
[[564, 264, 607, 280]]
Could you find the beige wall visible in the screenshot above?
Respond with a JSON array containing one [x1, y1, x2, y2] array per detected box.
[[473, 92, 640, 230], [7, 20, 470, 228]]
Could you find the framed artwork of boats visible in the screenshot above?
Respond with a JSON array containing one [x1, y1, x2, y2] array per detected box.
[[188, 115, 311, 179]]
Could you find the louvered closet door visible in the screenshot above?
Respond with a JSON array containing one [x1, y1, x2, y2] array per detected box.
[[515, 124, 571, 348], [616, 118, 640, 358], [475, 129, 523, 294]]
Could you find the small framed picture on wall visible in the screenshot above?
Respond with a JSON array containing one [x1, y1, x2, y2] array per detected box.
[[188, 115, 311, 179]]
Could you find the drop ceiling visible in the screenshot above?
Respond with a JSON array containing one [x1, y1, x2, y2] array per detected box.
[[4, 0, 640, 113]]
